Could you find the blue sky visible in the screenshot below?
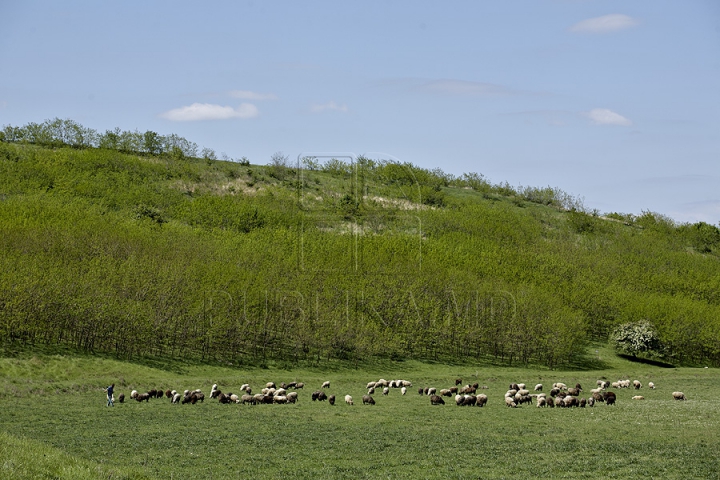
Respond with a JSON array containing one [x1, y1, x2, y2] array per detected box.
[[1, 1, 719, 223]]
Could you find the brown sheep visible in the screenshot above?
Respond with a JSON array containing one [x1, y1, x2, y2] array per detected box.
[[136, 393, 150, 402], [328, 395, 336, 405], [449, 387, 459, 394], [117, 393, 125, 403], [295, 383, 304, 390], [362, 395, 375, 405], [317, 391, 328, 401], [603, 391, 617, 405], [430, 394, 445, 405], [455, 378, 462, 386], [165, 389, 172, 398], [311, 391, 321, 401], [417, 387, 424, 395]]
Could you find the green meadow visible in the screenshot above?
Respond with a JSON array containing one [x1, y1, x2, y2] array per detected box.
[[1, 346, 718, 479]]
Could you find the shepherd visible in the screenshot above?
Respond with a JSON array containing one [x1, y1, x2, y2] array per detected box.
[[105, 383, 115, 407]]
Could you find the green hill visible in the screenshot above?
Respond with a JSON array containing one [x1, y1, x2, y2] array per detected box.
[[1, 124, 719, 367]]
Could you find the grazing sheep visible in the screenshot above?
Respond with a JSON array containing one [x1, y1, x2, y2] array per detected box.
[[273, 396, 288, 404], [427, 388, 437, 396], [509, 383, 520, 391], [287, 392, 298, 404], [217, 393, 232, 404], [633, 380, 642, 390], [553, 383, 567, 390], [587, 396, 595, 407], [517, 389, 530, 396], [401, 387, 407, 395], [165, 389, 172, 398], [328, 395, 336, 405], [440, 389, 452, 397], [567, 388, 580, 397], [430, 394, 445, 405], [554, 397, 563, 407], [130, 390, 138, 399], [517, 383, 526, 390], [117, 393, 125, 403], [463, 395, 477, 406], [367, 382, 377, 389], [148, 389, 157, 398], [240, 384, 249, 392], [245, 387, 252, 395], [476, 394, 488, 407], [597, 380, 610, 389], [368, 387, 375, 395], [241, 394, 255, 405], [210, 389, 222, 399], [136, 393, 150, 402], [362, 395, 375, 405], [603, 392, 617, 405], [455, 395, 464, 406], [549, 388, 560, 397], [612, 382, 620, 389], [274, 388, 287, 397], [229, 394, 239, 403], [590, 388, 603, 394], [449, 387, 458, 394], [295, 383, 304, 389], [648, 382, 655, 389], [423, 387, 429, 395], [455, 378, 462, 386], [266, 382, 276, 389], [534, 384, 543, 392], [632, 396, 645, 400], [321, 381, 330, 389], [345, 395, 354, 405], [418, 387, 424, 395], [171, 393, 181, 404], [317, 391, 328, 401], [375, 379, 389, 388], [537, 397, 547, 408], [592, 392, 604, 403], [401, 380, 412, 387], [579, 398, 587, 408], [312, 391, 320, 401], [253, 394, 265, 403], [383, 387, 389, 396], [505, 396, 517, 408], [672, 392, 687, 401]]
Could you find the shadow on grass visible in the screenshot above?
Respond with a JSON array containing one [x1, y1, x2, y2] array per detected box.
[[617, 354, 675, 368]]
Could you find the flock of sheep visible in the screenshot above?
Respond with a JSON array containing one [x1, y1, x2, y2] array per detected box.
[[109, 376, 688, 409]]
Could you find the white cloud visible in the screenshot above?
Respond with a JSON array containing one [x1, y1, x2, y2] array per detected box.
[[159, 103, 258, 121], [585, 108, 632, 126], [570, 14, 638, 34], [419, 79, 514, 96], [310, 101, 348, 113], [229, 90, 278, 101]]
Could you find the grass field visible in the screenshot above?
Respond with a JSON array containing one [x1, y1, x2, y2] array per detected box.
[[1, 346, 718, 479]]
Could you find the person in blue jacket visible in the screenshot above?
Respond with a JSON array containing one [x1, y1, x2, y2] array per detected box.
[[105, 384, 115, 407]]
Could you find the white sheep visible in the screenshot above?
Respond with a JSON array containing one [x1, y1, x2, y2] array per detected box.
[[345, 395, 353, 405], [130, 390, 138, 399], [240, 384, 249, 392], [517, 383, 526, 390], [230, 394, 239, 403], [648, 382, 655, 389], [633, 380, 642, 390], [672, 392, 687, 401], [534, 384, 543, 391], [632, 395, 644, 400], [171, 393, 181, 404], [287, 392, 298, 403], [505, 396, 517, 408], [401, 387, 407, 395], [383, 387, 389, 396], [266, 382, 276, 389], [366, 382, 376, 389], [321, 381, 330, 389], [427, 387, 436, 395]]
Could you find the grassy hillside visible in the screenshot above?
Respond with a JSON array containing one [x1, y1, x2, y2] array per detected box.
[[1, 136, 719, 367]]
